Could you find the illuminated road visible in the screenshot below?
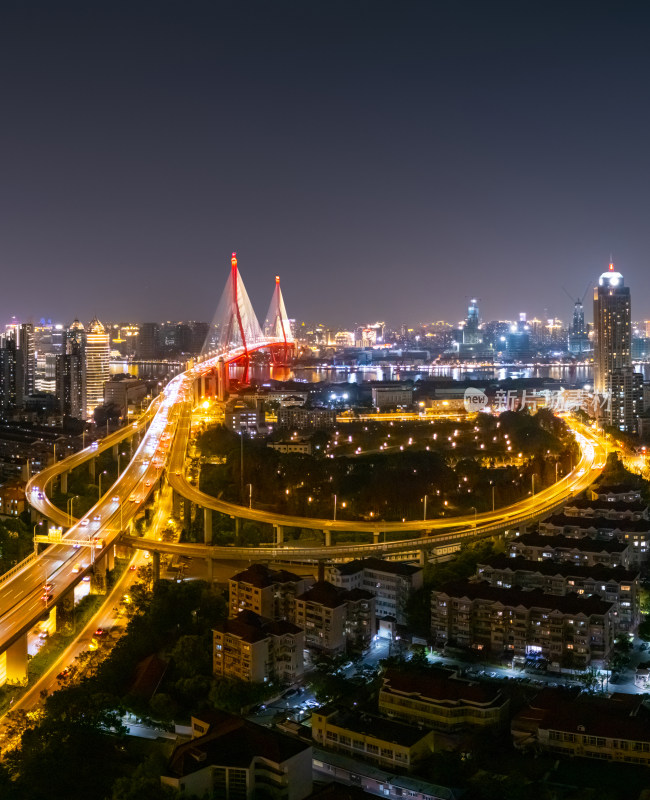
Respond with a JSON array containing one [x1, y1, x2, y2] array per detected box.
[[0, 342, 284, 671], [0, 338, 606, 674], [168, 401, 607, 540]]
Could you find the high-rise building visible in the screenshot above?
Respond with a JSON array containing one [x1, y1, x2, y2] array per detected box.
[[0, 337, 24, 413], [56, 319, 86, 419], [18, 323, 35, 398], [137, 322, 159, 359], [463, 298, 481, 345], [593, 262, 635, 431], [85, 318, 110, 419]]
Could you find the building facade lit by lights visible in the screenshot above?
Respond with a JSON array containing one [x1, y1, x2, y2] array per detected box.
[[593, 262, 639, 432], [85, 318, 110, 419], [56, 319, 86, 420]]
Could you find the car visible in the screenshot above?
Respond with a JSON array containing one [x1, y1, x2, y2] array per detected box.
[[93, 514, 101, 522], [129, 495, 136, 502], [132, 422, 138, 428], [129, 565, 137, 571], [94, 628, 105, 637], [82, 575, 91, 582], [145, 480, 151, 487], [42, 582, 53, 593], [282, 688, 299, 699], [79, 518, 89, 527], [71, 563, 82, 573], [90, 442, 99, 450], [112, 495, 120, 502], [57, 667, 72, 680]]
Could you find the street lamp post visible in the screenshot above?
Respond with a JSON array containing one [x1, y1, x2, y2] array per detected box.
[[423, 494, 428, 522], [33, 520, 44, 552], [247, 483, 253, 509], [532, 474, 536, 495], [98, 470, 108, 499], [470, 506, 477, 528], [333, 494, 337, 521], [67, 496, 78, 526], [491, 482, 495, 512]]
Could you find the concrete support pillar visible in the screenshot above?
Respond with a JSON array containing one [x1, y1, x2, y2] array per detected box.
[[275, 525, 284, 545], [235, 517, 241, 537], [152, 551, 161, 583], [208, 372, 216, 397], [204, 508, 213, 545], [112, 444, 118, 459], [218, 357, 229, 400], [206, 557, 214, 583], [3, 635, 28, 684], [60, 471, 68, 495], [193, 380, 199, 406], [418, 549, 427, 566], [373, 531, 381, 544], [44, 606, 57, 636], [89, 457, 96, 481], [105, 545, 114, 572], [183, 499, 192, 526], [323, 530, 332, 547], [201, 374, 206, 398], [173, 490, 181, 517], [519, 524, 527, 536]]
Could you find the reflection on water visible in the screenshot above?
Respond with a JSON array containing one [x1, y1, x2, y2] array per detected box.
[[115, 359, 650, 388], [231, 363, 608, 387]]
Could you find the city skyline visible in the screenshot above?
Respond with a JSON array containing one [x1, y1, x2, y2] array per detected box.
[[2, 3, 650, 324]]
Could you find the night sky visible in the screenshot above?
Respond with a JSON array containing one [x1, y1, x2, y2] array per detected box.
[[2, 1, 650, 327]]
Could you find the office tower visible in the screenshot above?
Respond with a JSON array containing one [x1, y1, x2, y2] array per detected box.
[[18, 323, 35, 398], [56, 319, 86, 419], [85, 318, 110, 419], [463, 299, 481, 345], [137, 322, 159, 359], [0, 337, 24, 412], [593, 262, 635, 431]]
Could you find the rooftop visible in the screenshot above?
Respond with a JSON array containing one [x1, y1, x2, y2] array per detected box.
[[435, 580, 614, 616], [478, 553, 639, 583], [543, 513, 650, 533], [230, 562, 303, 589], [168, 710, 310, 777], [332, 557, 422, 578], [315, 705, 430, 747], [514, 532, 628, 554], [214, 609, 302, 644], [381, 668, 506, 708]]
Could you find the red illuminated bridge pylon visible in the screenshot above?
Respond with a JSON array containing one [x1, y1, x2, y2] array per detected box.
[[202, 253, 294, 383], [264, 275, 295, 363]]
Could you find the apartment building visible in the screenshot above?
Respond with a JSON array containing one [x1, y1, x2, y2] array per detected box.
[[513, 687, 650, 767], [378, 668, 509, 732], [293, 581, 375, 654], [162, 710, 313, 799], [564, 496, 648, 521], [431, 580, 614, 668], [590, 482, 643, 503], [326, 558, 423, 624], [229, 563, 308, 620], [311, 706, 434, 772], [508, 532, 630, 569], [213, 610, 304, 684], [476, 554, 640, 632], [538, 514, 650, 566]]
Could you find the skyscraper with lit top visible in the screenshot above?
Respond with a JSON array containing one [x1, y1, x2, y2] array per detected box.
[[593, 261, 637, 432]]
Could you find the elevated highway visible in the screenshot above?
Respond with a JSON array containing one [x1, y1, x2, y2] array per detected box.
[[166, 398, 607, 551]]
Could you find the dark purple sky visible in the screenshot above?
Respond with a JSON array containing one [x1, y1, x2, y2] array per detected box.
[[1, 1, 650, 327]]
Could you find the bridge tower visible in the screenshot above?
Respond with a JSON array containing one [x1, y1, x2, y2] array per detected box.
[[264, 274, 294, 364]]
